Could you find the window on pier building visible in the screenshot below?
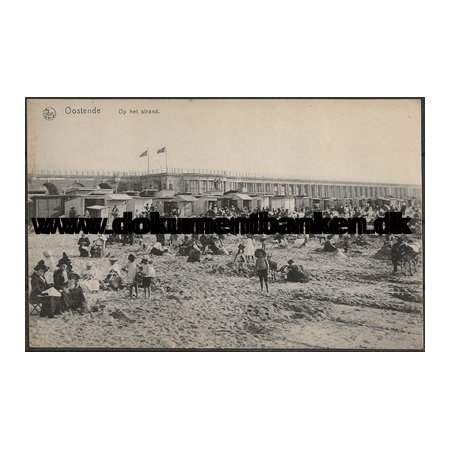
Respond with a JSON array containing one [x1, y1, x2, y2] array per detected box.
[[274, 185, 279, 195], [201, 180, 207, 193], [190, 180, 200, 195], [265, 184, 271, 194], [280, 185, 286, 196]]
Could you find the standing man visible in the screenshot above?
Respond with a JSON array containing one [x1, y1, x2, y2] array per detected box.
[[111, 205, 120, 220], [391, 237, 403, 274]]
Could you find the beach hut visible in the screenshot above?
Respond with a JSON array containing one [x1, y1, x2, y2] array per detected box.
[[126, 197, 153, 216], [193, 195, 218, 216], [29, 194, 73, 218], [86, 205, 109, 219], [294, 196, 313, 209], [249, 195, 270, 210], [105, 193, 132, 220], [219, 192, 253, 211], [147, 194, 198, 217], [174, 194, 199, 217], [269, 196, 295, 212]]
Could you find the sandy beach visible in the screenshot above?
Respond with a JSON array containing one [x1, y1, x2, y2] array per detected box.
[[27, 233, 423, 349]]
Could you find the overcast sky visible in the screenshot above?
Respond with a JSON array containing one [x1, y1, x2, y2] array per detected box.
[[27, 99, 422, 184]]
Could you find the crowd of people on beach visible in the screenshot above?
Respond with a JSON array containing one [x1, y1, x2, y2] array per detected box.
[[29, 228, 333, 316], [29, 200, 422, 317], [133, 201, 422, 235]]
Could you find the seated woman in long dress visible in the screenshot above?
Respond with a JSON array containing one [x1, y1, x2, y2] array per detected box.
[[101, 258, 123, 290], [30, 261, 62, 318], [78, 234, 90, 257], [53, 260, 69, 291], [90, 236, 105, 258], [80, 262, 100, 293], [60, 273, 87, 313]]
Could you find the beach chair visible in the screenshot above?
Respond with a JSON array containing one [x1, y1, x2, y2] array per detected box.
[[27, 276, 42, 314], [29, 297, 42, 315]]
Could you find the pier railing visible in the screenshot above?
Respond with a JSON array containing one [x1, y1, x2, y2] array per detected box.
[[29, 168, 420, 188]]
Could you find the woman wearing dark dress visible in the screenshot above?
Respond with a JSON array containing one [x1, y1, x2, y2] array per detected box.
[[30, 261, 61, 318], [78, 235, 90, 257], [60, 273, 87, 312]]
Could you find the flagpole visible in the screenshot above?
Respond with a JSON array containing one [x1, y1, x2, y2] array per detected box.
[[147, 147, 150, 190], [165, 147, 168, 189]]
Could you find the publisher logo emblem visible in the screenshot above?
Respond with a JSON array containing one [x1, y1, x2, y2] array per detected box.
[[43, 107, 56, 121]]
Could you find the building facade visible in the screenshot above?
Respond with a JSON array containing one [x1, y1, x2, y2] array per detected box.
[[29, 168, 421, 200], [28, 168, 422, 217]]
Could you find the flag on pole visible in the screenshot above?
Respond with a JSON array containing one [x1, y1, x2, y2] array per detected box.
[[139, 150, 148, 158], [157, 147, 166, 154]]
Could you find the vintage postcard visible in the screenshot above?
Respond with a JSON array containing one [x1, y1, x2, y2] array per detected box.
[[26, 98, 424, 350]]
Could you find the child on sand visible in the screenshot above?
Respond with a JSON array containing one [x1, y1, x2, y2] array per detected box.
[[141, 258, 156, 299], [124, 254, 138, 298], [244, 235, 255, 263], [255, 252, 270, 294]]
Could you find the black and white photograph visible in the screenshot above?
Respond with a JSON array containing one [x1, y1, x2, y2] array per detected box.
[[26, 98, 424, 350], [5, 1, 450, 449]]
